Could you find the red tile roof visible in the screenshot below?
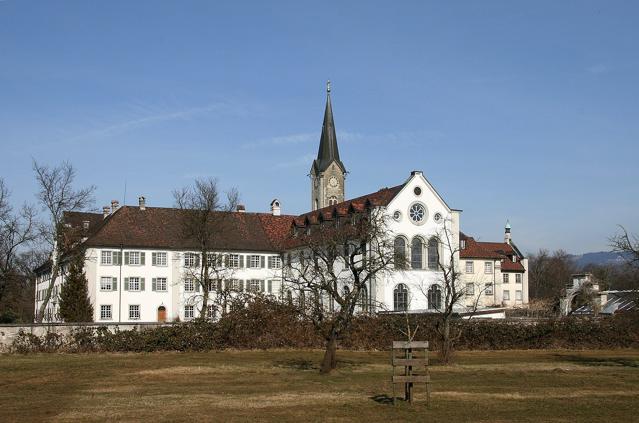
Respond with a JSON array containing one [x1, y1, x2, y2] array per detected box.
[[460, 233, 525, 272], [82, 206, 295, 253], [294, 184, 404, 226], [67, 185, 404, 254], [459, 234, 503, 259], [500, 260, 525, 272]]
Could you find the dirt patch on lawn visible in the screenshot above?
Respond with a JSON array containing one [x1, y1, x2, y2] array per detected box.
[[136, 366, 219, 376], [435, 389, 639, 400]]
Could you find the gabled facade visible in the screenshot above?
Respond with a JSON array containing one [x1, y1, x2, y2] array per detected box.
[[34, 85, 529, 322]]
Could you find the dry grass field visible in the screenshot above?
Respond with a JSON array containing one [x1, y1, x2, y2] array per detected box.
[[1, 349, 638, 422]]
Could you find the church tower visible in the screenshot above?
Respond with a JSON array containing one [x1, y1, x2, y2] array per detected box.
[[310, 81, 346, 210]]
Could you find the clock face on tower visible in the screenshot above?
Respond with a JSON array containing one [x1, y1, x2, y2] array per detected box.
[[329, 176, 338, 188]]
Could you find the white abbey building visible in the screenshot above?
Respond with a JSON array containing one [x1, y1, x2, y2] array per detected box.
[[34, 86, 528, 323]]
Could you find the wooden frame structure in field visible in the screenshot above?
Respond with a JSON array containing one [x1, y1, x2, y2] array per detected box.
[[391, 340, 431, 405]]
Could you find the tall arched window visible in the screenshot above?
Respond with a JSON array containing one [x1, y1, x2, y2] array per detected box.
[[411, 237, 423, 269], [359, 285, 369, 313], [394, 237, 407, 269], [299, 290, 306, 310], [428, 285, 442, 310], [394, 283, 409, 311], [427, 237, 439, 270]]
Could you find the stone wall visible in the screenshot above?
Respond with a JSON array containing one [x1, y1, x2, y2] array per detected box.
[[0, 322, 174, 350]]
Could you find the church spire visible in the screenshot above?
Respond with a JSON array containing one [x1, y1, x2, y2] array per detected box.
[[312, 80, 346, 175]]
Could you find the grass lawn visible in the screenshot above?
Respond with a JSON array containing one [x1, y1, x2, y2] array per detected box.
[[1, 349, 638, 422]]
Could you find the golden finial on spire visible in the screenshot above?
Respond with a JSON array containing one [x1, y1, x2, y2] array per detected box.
[[327, 79, 331, 93]]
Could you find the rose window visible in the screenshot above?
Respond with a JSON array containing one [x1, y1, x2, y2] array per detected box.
[[409, 203, 426, 224]]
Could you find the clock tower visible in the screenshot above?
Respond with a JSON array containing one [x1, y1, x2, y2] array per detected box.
[[310, 81, 346, 210]]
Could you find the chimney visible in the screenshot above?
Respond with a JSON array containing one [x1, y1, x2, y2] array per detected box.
[[103, 206, 110, 219], [138, 196, 146, 211], [111, 200, 120, 214], [410, 170, 423, 176], [236, 204, 246, 213], [270, 199, 281, 216], [504, 220, 512, 244]]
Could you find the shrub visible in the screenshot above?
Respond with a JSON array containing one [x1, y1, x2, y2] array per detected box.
[[7, 299, 639, 354], [10, 330, 64, 353]]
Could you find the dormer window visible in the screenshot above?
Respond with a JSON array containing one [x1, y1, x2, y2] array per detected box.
[[460, 239, 466, 250], [512, 256, 516, 263]]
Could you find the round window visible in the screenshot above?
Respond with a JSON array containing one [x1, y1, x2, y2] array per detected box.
[[408, 202, 427, 225], [434, 212, 443, 223], [414, 186, 422, 196], [393, 210, 402, 221]]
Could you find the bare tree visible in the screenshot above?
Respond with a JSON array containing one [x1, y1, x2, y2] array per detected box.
[[414, 218, 483, 364], [0, 179, 39, 318], [174, 178, 239, 320], [285, 207, 394, 374], [33, 161, 95, 322], [528, 249, 576, 301], [428, 221, 464, 364], [610, 225, 639, 269]]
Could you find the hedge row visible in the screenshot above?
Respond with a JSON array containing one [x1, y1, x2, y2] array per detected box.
[[9, 297, 639, 353]]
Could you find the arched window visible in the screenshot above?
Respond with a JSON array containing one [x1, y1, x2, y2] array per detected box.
[[299, 290, 306, 310], [394, 283, 409, 311], [359, 285, 369, 313], [428, 285, 442, 310], [394, 237, 407, 269], [411, 237, 423, 269], [343, 285, 350, 298], [328, 196, 338, 205], [427, 237, 439, 270]]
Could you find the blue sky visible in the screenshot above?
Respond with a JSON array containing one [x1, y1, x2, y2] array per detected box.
[[1, 1, 637, 254]]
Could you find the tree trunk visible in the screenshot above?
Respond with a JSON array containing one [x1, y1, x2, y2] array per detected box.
[[320, 331, 338, 374], [440, 316, 452, 364], [199, 257, 209, 320]]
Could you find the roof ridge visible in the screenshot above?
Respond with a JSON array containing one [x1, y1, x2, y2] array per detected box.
[[297, 183, 405, 218], [113, 205, 296, 217]]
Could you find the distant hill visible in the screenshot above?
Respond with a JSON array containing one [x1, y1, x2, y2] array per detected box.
[[570, 251, 630, 268]]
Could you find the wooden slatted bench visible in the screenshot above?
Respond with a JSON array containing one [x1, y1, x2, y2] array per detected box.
[[391, 340, 431, 405]]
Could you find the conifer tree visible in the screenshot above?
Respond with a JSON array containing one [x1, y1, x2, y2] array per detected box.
[[58, 250, 93, 322]]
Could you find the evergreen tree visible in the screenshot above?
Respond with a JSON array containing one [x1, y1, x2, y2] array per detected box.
[[58, 250, 93, 322]]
